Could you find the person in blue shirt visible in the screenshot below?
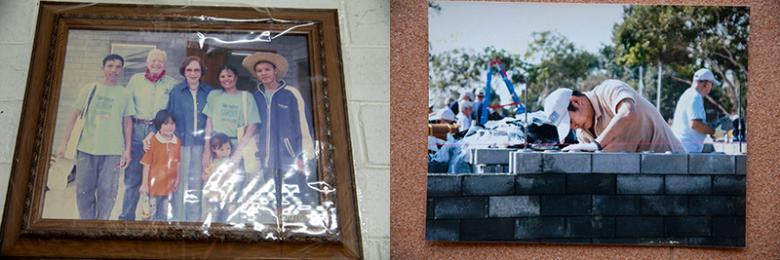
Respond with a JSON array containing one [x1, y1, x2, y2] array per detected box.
[[165, 56, 212, 221], [671, 68, 728, 153], [242, 52, 315, 219]]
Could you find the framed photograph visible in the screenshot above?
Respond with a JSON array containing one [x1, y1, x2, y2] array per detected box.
[[1, 2, 360, 258], [426, 2, 747, 247]]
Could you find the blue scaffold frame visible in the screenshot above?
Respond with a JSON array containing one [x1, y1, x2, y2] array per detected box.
[[479, 60, 525, 126]]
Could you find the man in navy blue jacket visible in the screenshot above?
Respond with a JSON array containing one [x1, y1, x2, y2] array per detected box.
[[242, 52, 316, 218]]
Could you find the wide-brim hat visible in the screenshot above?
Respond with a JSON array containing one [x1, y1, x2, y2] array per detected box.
[[241, 52, 289, 79]]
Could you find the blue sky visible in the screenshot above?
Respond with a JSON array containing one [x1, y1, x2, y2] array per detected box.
[[428, 1, 626, 58]]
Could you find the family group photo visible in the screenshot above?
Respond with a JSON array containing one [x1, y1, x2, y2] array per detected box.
[[43, 28, 330, 235]]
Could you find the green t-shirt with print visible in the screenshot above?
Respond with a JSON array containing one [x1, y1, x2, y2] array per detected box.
[[202, 90, 261, 138], [127, 73, 177, 120], [72, 82, 136, 155]]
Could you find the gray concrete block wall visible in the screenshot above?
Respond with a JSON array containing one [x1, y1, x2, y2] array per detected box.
[[427, 151, 746, 247]]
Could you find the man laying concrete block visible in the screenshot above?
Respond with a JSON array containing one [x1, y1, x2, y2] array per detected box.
[[543, 80, 685, 153]]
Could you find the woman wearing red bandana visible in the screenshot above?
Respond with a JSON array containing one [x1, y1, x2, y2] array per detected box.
[[119, 48, 178, 221]]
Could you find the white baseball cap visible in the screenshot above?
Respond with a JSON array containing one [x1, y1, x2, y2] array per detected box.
[[692, 68, 721, 85], [429, 107, 456, 123], [460, 91, 475, 101], [543, 88, 573, 143]]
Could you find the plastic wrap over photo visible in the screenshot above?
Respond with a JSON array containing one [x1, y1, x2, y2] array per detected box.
[[44, 28, 336, 240], [426, 1, 747, 247]]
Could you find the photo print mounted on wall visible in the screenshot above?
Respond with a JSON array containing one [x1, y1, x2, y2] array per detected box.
[[426, 1, 748, 247]]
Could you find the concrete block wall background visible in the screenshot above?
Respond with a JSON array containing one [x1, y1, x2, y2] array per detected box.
[[428, 151, 746, 247], [0, 0, 389, 259]]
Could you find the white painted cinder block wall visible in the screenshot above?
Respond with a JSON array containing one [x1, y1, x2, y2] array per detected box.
[[0, 0, 389, 259]]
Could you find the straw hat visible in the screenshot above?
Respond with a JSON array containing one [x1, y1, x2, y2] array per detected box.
[[241, 52, 289, 79]]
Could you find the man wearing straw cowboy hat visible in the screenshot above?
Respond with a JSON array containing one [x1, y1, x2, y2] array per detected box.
[[242, 52, 316, 217]]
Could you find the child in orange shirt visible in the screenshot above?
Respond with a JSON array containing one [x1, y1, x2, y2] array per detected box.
[[140, 110, 181, 221]]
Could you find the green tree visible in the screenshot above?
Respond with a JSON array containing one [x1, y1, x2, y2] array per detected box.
[[523, 31, 599, 106], [613, 6, 749, 117]]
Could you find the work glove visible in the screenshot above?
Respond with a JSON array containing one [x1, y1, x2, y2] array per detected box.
[[562, 142, 599, 152]]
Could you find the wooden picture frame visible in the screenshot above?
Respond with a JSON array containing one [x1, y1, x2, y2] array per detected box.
[[1, 2, 361, 258]]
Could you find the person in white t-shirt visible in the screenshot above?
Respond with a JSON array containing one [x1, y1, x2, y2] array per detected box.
[[456, 100, 473, 132], [671, 68, 722, 153]]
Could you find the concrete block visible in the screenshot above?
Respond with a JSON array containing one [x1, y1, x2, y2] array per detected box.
[[0, 101, 22, 164], [0, 163, 9, 218], [566, 216, 615, 238], [460, 219, 514, 241], [542, 152, 591, 173], [640, 153, 687, 174], [347, 102, 367, 168], [592, 153, 640, 173], [359, 104, 390, 166], [474, 164, 507, 174], [515, 217, 566, 239], [344, 0, 390, 45], [688, 154, 735, 174], [615, 217, 664, 237], [427, 175, 461, 197], [735, 197, 746, 216], [735, 154, 746, 175], [540, 238, 592, 244], [665, 216, 710, 237], [640, 196, 688, 216], [665, 175, 711, 194], [540, 195, 591, 216], [510, 151, 543, 174], [344, 48, 389, 102], [434, 197, 488, 219], [689, 196, 740, 215], [712, 216, 745, 239], [356, 169, 390, 237], [0, 0, 36, 43], [489, 196, 540, 218], [515, 175, 565, 194], [427, 199, 434, 220], [592, 195, 639, 216], [617, 175, 663, 194], [471, 148, 514, 165], [593, 237, 683, 245], [0, 44, 31, 101], [425, 220, 459, 241], [566, 174, 615, 194], [687, 237, 744, 247], [361, 237, 390, 260], [463, 175, 514, 196]]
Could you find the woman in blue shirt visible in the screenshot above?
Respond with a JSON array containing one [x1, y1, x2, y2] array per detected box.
[[165, 56, 212, 221]]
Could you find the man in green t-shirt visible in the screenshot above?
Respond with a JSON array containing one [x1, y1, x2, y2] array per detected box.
[[55, 54, 135, 220]]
